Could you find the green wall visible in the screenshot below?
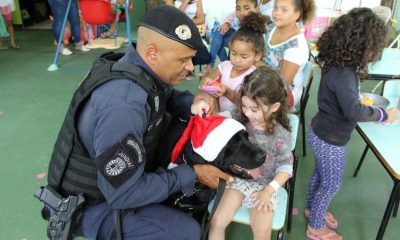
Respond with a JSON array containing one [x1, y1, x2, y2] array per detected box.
[[130, 0, 145, 32]]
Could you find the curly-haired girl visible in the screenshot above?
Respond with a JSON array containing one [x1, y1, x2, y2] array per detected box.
[[209, 66, 293, 240], [305, 8, 399, 240], [199, 11, 268, 112], [263, 0, 315, 107]]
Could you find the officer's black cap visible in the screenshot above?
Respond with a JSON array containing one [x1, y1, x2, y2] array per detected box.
[[139, 5, 203, 50]]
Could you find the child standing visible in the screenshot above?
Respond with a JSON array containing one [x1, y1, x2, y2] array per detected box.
[[0, 0, 19, 49], [199, 12, 267, 112], [305, 8, 399, 240], [209, 66, 293, 240], [48, 0, 90, 55], [199, 0, 259, 77], [263, 0, 315, 106]]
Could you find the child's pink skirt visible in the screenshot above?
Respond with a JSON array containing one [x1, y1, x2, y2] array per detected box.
[[0, 0, 15, 21]]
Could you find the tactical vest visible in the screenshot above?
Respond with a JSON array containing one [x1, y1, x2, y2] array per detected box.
[[47, 54, 169, 203]]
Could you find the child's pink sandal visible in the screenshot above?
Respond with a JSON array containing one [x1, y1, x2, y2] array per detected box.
[[305, 209, 338, 229], [306, 229, 343, 240]]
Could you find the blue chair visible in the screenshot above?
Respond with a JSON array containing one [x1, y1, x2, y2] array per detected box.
[[207, 114, 299, 239], [286, 113, 299, 232], [292, 61, 314, 156]]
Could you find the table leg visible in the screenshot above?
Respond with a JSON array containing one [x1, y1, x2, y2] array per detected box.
[[392, 189, 400, 217], [376, 181, 400, 240]]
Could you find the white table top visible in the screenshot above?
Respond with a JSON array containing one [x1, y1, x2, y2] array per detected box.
[[357, 96, 400, 179], [368, 48, 400, 76]]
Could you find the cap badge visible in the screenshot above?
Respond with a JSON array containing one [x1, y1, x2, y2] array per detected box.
[[175, 24, 192, 40]]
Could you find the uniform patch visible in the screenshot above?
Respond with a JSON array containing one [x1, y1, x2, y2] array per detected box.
[[105, 156, 126, 176], [95, 134, 144, 188], [175, 24, 192, 40]]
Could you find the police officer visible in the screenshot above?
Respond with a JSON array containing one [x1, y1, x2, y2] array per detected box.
[[46, 6, 232, 240]]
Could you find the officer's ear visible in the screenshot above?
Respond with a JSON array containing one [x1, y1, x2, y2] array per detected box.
[[145, 44, 158, 65]]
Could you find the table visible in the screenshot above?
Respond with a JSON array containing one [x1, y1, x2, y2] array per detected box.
[[368, 48, 400, 79], [355, 96, 400, 240], [366, 48, 400, 95]]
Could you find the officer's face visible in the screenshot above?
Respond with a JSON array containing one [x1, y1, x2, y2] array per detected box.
[[156, 42, 196, 85]]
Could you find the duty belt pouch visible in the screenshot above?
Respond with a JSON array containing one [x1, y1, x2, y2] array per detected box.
[[34, 186, 86, 240]]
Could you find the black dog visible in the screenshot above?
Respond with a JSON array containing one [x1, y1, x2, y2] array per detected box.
[[170, 115, 266, 179]]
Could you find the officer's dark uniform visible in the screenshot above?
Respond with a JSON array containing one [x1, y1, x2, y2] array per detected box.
[[48, 6, 204, 240]]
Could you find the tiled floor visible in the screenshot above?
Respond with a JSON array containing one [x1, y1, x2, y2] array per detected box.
[[0, 29, 399, 240]]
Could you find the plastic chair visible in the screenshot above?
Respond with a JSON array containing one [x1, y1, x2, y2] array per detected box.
[[206, 114, 299, 239], [207, 188, 287, 240], [369, 6, 392, 94], [389, 34, 400, 49], [372, 6, 392, 24], [79, 0, 134, 45], [291, 61, 314, 156], [286, 113, 299, 232]]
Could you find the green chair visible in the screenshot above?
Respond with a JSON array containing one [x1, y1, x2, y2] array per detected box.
[[207, 187, 288, 240], [206, 114, 299, 239]]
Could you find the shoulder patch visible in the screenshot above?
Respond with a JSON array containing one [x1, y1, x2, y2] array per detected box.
[[95, 134, 144, 188]]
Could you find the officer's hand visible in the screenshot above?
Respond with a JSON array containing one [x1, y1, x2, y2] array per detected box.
[[191, 92, 216, 117], [193, 164, 233, 189]]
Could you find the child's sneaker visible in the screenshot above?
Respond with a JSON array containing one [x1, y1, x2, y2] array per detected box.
[[76, 45, 90, 52], [60, 47, 73, 55]]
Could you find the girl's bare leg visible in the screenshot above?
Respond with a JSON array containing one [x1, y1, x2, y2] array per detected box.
[[209, 188, 244, 240]]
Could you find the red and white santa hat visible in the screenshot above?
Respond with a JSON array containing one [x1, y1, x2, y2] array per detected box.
[[171, 115, 245, 163]]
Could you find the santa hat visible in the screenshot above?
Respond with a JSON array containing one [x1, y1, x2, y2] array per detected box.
[[171, 115, 245, 163]]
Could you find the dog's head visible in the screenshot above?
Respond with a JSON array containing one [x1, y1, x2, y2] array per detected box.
[[180, 130, 266, 179], [217, 130, 266, 179]]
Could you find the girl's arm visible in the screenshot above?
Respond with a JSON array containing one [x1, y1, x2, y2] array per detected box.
[[280, 60, 299, 86], [279, 36, 309, 86], [223, 12, 235, 26], [219, 12, 235, 34], [252, 127, 293, 213], [265, 172, 291, 192], [222, 86, 235, 100], [193, 0, 204, 25], [252, 172, 290, 213]]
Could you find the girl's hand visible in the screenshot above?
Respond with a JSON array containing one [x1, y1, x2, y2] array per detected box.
[[199, 77, 214, 87], [213, 84, 226, 97], [252, 188, 274, 214], [218, 23, 230, 34], [384, 108, 399, 125]]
